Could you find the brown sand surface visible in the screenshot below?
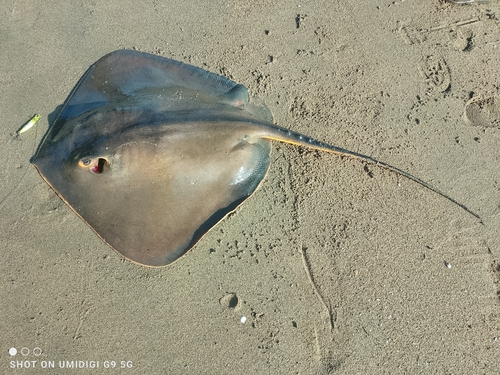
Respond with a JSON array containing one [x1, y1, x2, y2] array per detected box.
[[1, 0, 499, 373]]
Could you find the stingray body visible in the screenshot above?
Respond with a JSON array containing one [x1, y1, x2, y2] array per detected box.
[[31, 50, 477, 267]]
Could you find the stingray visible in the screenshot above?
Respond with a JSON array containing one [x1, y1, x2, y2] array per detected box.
[[31, 50, 479, 267]]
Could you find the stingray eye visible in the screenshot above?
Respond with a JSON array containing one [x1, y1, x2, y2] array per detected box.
[[78, 157, 108, 173], [78, 158, 92, 168]]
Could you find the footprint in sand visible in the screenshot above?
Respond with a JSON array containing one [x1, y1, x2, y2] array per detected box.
[[419, 56, 451, 94], [463, 96, 500, 129]]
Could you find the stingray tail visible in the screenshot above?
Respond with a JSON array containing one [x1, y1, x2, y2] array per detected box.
[[263, 125, 481, 220]]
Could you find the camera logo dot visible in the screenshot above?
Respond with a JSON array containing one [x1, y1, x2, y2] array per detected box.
[[8, 347, 42, 357]]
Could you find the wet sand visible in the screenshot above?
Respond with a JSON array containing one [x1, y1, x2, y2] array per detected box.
[[1, 1, 499, 373]]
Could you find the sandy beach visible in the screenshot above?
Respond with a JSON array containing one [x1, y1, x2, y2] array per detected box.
[[1, 0, 499, 373]]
